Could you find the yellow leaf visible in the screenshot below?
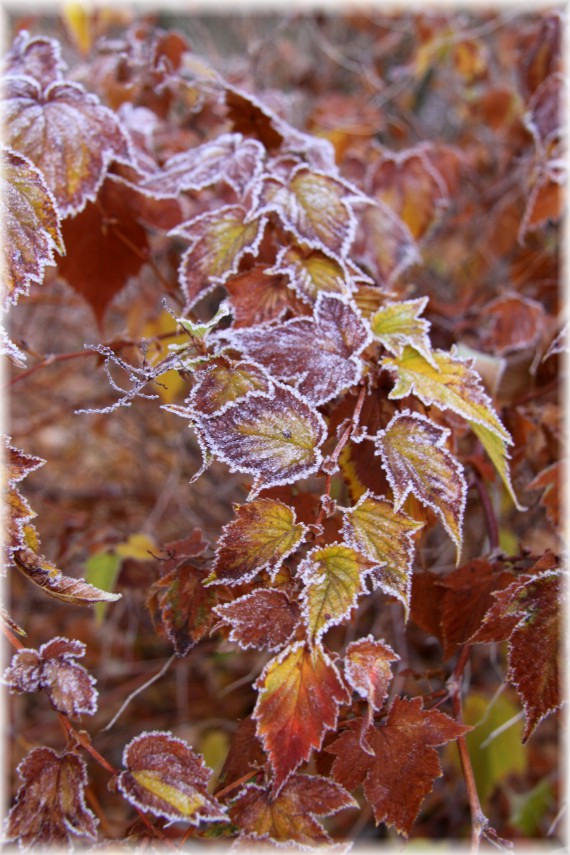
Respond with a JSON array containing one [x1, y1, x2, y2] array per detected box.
[[115, 533, 157, 561], [469, 421, 526, 511], [62, 3, 92, 55], [132, 771, 205, 816], [371, 297, 436, 366]]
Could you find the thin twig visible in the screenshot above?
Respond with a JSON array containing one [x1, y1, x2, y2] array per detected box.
[[101, 654, 176, 732]]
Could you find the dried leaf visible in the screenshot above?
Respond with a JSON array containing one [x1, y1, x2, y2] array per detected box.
[[6, 747, 97, 846], [299, 543, 375, 644], [4, 636, 97, 716], [327, 699, 469, 836], [230, 774, 356, 846], [3, 75, 131, 216], [117, 731, 227, 824], [527, 461, 560, 528], [195, 385, 327, 495], [171, 205, 266, 308], [139, 133, 264, 198], [208, 498, 306, 586], [344, 635, 399, 712], [214, 589, 300, 651], [469, 564, 562, 741], [3, 441, 44, 566], [479, 293, 547, 355], [225, 265, 293, 328], [370, 297, 435, 366], [14, 548, 122, 606], [217, 716, 265, 791], [225, 293, 371, 405], [375, 411, 467, 559], [340, 490, 422, 616], [355, 199, 420, 287], [254, 640, 350, 792], [1, 146, 64, 309], [57, 175, 148, 324], [147, 563, 219, 657]]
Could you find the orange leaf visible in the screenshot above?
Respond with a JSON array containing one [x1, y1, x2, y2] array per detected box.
[[253, 641, 350, 792]]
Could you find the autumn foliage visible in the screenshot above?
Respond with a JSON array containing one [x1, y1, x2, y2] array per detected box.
[[1, 8, 564, 850]]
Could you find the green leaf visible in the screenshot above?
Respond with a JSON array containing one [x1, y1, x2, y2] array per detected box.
[[84, 552, 121, 624]]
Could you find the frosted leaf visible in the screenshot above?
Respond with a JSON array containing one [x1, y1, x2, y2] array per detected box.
[[213, 589, 300, 651], [225, 265, 293, 327], [254, 165, 364, 260], [170, 204, 267, 308], [194, 384, 327, 496], [299, 543, 375, 644], [139, 133, 265, 198], [14, 547, 122, 606], [375, 410, 467, 560], [189, 359, 273, 418], [0, 325, 27, 367], [370, 297, 436, 367], [268, 244, 354, 305], [3, 636, 97, 716], [222, 293, 371, 406], [344, 635, 398, 713], [207, 498, 307, 585], [340, 490, 422, 618], [117, 731, 227, 824], [6, 747, 97, 847], [2, 75, 132, 216], [1, 146, 64, 309], [2, 30, 66, 85]]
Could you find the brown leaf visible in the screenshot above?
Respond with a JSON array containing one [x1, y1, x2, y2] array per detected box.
[[230, 774, 356, 846], [217, 716, 266, 792], [225, 265, 293, 328], [4, 636, 97, 717], [57, 175, 149, 324], [14, 547, 121, 606], [6, 747, 97, 846], [469, 560, 562, 740], [327, 699, 469, 836], [344, 635, 399, 713], [117, 731, 227, 824], [527, 461, 560, 528], [214, 589, 300, 651], [478, 293, 547, 355]]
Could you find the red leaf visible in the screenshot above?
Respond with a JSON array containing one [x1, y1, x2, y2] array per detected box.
[[225, 293, 371, 405], [344, 635, 399, 712], [354, 198, 420, 287], [57, 175, 149, 324], [214, 589, 300, 651], [195, 385, 327, 495], [7, 747, 97, 846], [4, 636, 97, 717], [469, 562, 562, 740], [527, 461, 560, 528], [2, 146, 64, 309], [117, 731, 227, 824], [3, 30, 65, 86], [254, 641, 350, 792], [478, 293, 547, 355], [230, 774, 356, 846], [224, 265, 293, 328], [327, 699, 469, 836], [217, 716, 266, 792], [3, 75, 130, 216]]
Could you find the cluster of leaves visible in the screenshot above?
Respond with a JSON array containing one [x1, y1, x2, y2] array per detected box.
[[1, 9, 563, 850]]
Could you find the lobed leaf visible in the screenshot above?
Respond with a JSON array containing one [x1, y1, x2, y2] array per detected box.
[[171, 204, 267, 308], [117, 731, 227, 824], [2, 75, 131, 216], [253, 640, 350, 792], [225, 293, 371, 405], [299, 543, 375, 644], [3, 441, 44, 566], [139, 133, 264, 198], [195, 385, 327, 496], [469, 563, 562, 741], [1, 146, 64, 309], [327, 699, 469, 836], [214, 589, 300, 651], [375, 410, 467, 560], [3, 636, 97, 716], [207, 498, 306, 586], [229, 774, 356, 846], [340, 490, 422, 616], [6, 747, 97, 846], [269, 244, 354, 305], [370, 296, 435, 366]]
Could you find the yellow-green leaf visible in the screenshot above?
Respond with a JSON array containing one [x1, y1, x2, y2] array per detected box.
[[469, 420, 526, 510], [371, 297, 436, 366]]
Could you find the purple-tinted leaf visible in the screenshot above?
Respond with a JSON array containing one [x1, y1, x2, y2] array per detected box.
[[214, 589, 300, 651]]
